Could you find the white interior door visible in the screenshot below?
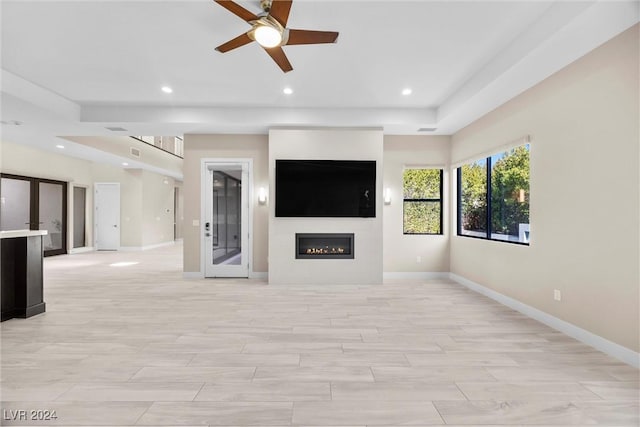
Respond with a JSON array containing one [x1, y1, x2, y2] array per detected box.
[[204, 161, 250, 278], [95, 183, 120, 250]]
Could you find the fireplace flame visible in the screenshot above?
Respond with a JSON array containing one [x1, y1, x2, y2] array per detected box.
[[305, 246, 346, 255]]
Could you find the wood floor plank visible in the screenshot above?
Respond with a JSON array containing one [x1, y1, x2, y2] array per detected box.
[[0, 244, 636, 426], [292, 400, 444, 425], [433, 400, 598, 425], [137, 402, 293, 426]]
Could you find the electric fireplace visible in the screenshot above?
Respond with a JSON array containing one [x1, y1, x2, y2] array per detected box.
[[295, 233, 354, 259]]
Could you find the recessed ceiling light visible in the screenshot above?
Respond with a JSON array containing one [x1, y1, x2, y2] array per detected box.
[[402, 88, 412, 96], [161, 86, 173, 94], [122, 162, 129, 166], [283, 87, 293, 95], [56, 144, 65, 149]]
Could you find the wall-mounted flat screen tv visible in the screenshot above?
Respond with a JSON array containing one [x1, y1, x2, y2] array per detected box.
[[275, 160, 376, 218]]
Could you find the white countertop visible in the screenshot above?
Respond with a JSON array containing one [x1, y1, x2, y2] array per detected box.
[[0, 229, 49, 239]]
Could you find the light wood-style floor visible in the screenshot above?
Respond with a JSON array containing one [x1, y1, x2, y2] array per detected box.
[[1, 242, 638, 426]]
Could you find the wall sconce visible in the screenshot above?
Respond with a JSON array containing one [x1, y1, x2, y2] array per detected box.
[[384, 188, 392, 205], [258, 187, 268, 205]]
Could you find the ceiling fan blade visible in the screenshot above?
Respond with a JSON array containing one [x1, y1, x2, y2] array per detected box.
[[268, 0, 292, 26], [215, 32, 253, 53], [285, 29, 339, 45], [214, 0, 259, 22], [263, 46, 293, 72]]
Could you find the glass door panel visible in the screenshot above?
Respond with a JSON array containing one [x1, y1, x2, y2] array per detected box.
[[211, 171, 242, 265], [205, 163, 248, 278], [0, 177, 31, 231], [38, 181, 66, 255]]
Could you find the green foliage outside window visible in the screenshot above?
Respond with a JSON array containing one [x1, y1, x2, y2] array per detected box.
[[491, 145, 530, 236], [460, 144, 530, 239], [403, 169, 442, 234], [460, 160, 487, 233]]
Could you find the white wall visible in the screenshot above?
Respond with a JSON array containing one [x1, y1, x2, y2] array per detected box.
[[383, 135, 451, 274], [268, 128, 384, 285], [450, 25, 639, 352]]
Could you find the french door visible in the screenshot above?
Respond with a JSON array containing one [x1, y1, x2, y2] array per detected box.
[[0, 174, 67, 257], [203, 161, 250, 278]]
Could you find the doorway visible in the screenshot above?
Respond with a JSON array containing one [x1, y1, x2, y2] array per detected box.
[[203, 160, 251, 278], [0, 174, 67, 257], [94, 183, 120, 250], [73, 186, 87, 248], [173, 186, 179, 240]]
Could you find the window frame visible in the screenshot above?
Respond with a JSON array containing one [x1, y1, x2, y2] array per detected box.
[[456, 149, 529, 246], [402, 168, 444, 235]]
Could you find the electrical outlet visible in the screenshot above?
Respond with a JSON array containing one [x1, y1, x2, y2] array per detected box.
[[416, 255, 422, 263], [554, 289, 562, 301], [192, 219, 200, 227]]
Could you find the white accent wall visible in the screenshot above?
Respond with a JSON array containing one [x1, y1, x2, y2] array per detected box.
[[268, 128, 384, 285]]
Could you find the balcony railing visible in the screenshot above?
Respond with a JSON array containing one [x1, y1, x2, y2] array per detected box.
[[131, 136, 183, 158]]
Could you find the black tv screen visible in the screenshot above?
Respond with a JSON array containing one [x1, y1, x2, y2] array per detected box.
[[275, 160, 376, 218]]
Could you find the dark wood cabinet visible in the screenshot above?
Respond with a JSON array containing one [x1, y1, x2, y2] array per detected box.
[[1, 232, 46, 321]]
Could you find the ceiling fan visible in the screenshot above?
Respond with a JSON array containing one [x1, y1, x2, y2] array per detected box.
[[213, 0, 339, 73]]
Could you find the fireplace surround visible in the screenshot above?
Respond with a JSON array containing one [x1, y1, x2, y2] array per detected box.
[[295, 233, 354, 259]]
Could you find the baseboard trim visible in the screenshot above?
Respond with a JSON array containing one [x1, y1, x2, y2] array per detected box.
[[383, 272, 450, 281], [183, 272, 204, 279], [68, 247, 94, 254], [249, 272, 268, 280], [449, 273, 640, 368], [120, 241, 175, 252]]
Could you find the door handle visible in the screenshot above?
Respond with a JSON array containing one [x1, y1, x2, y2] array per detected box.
[[205, 232, 211, 237], [113, 224, 118, 228]]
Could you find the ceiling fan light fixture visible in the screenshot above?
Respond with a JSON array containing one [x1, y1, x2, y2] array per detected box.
[[254, 24, 282, 48]]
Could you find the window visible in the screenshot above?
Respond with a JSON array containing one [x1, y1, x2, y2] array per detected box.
[[457, 144, 530, 244], [403, 168, 443, 234]]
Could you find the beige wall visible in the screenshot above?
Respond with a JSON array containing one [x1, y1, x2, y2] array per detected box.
[[142, 170, 177, 246], [182, 134, 269, 274], [1, 141, 177, 251], [450, 25, 639, 352], [383, 135, 451, 273]]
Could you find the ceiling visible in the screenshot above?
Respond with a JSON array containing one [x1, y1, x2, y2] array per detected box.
[[0, 0, 638, 175]]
